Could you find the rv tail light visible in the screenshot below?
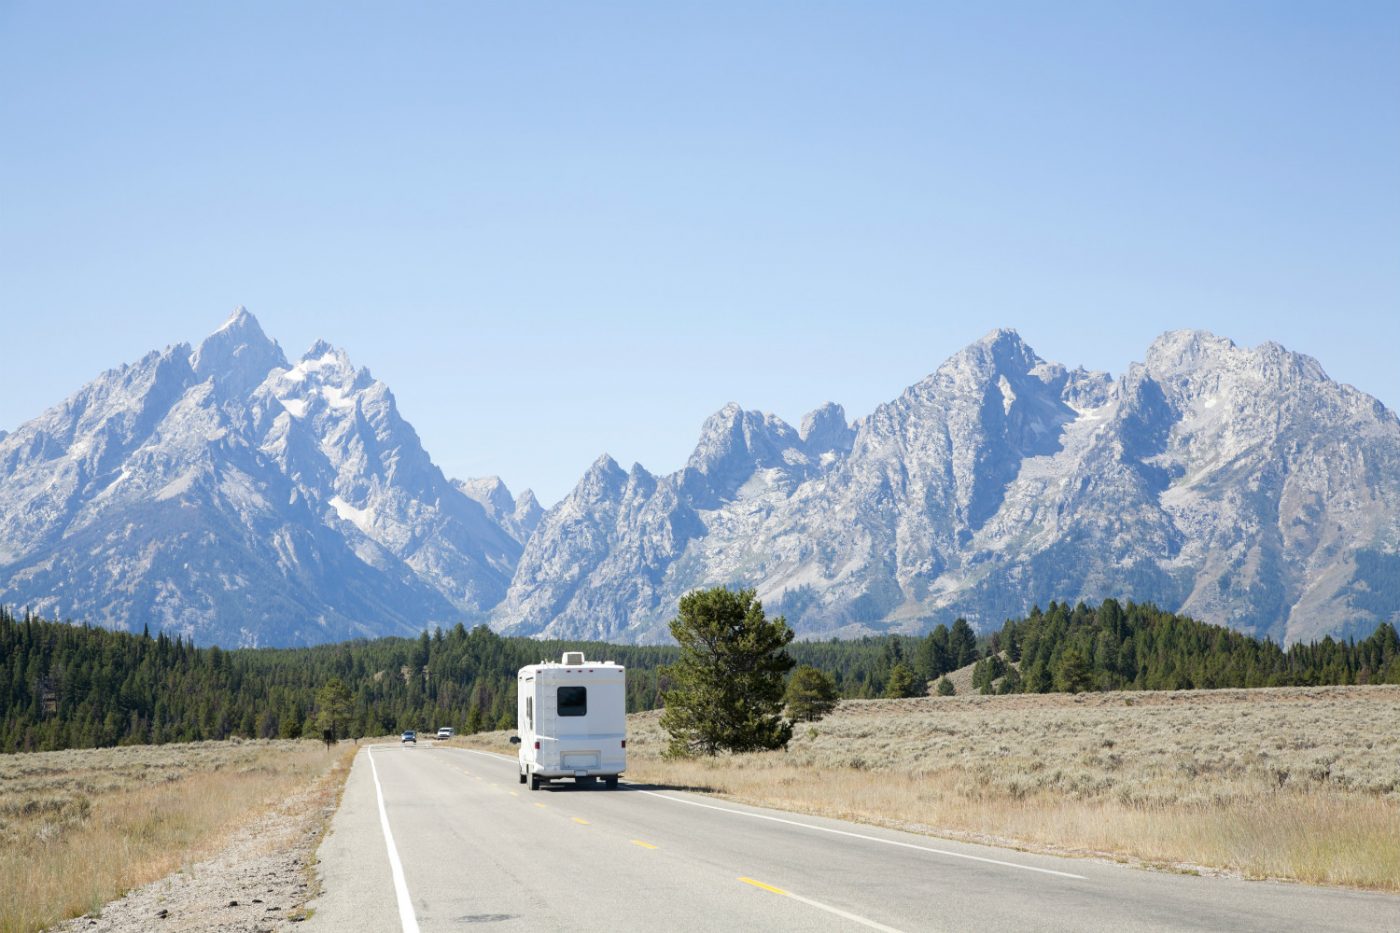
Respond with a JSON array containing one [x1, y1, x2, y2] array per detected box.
[[534, 741, 540, 750], [621, 739, 627, 748]]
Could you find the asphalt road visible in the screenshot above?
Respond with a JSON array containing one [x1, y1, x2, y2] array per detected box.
[[306, 743, 1399, 932]]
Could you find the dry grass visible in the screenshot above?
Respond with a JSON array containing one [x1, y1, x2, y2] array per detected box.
[[0, 739, 346, 933], [467, 685, 1400, 890]]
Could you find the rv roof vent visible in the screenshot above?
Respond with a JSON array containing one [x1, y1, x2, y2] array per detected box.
[[561, 651, 586, 666]]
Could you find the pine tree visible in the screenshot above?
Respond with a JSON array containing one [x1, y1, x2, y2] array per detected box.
[[785, 665, 839, 721], [916, 625, 951, 680], [884, 662, 922, 698], [315, 677, 353, 741], [1053, 646, 1093, 693], [935, 675, 955, 696], [949, 618, 978, 669], [1025, 658, 1053, 693], [659, 588, 795, 757]]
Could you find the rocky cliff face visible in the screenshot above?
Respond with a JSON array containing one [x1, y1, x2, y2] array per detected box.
[[0, 309, 520, 646], [497, 329, 1400, 645], [4, 314, 1396, 646], [456, 476, 544, 546]]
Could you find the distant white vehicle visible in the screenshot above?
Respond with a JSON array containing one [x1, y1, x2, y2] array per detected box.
[[512, 652, 626, 790], [436, 727, 454, 739]]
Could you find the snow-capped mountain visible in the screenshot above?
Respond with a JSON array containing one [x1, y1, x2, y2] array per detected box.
[[0, 309, 520, 646], [4, 314, 1396, 647], [496, 329, 1400, 645]]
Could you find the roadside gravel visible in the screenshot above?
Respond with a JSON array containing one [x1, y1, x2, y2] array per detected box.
[[50, 751, 349, 933]]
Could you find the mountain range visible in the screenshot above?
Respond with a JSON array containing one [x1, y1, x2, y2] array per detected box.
[[3, 310, 1397, 647]]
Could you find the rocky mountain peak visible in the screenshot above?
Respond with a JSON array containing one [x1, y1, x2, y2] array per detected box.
[[6, 313, 1398, 650], [511, 489, 545, 538], [456, 476, 544, 546], [688, 404, 800, 468], [500, 328, 1400, 646], [895, 329, 1047, 412], [192, 306, 287, 401], [459, 476, 515, 516], [0, 309, 525, 646], [1142, 330, 1240, 375], [296, 341, 359, 377], [683, 404, 804, 504], [799, 402, 853, 456], [962, 328, 1040, 375], [576, 454, 628, 503]]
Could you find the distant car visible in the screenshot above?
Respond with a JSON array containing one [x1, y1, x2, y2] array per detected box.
[[436, 728, 454, 740], [401, 731, 416, 744]]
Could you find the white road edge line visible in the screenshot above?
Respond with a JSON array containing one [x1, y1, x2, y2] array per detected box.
[[457, 748, 516, 762], [640, 790, 1086, 880], [367, 747, 422, 933], [742, 877, 907, 932], [450, 747, 1084, 879]]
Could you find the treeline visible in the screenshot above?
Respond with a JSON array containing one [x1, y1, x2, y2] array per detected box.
[[803, 601, 1400, 697], [969, 599, 1400, 694], [4, 599, 1399, 753], [0, 606, 674, 753], [787, 618, 980, 697]]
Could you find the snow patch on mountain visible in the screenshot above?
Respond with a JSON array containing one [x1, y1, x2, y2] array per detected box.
[[0, 309, 525, 646], [3, 314, 1396, 648], [496, 329, 1400, 645]]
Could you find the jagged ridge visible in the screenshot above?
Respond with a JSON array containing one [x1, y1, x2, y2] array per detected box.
[[496, 329, 1400, 645], [0, 308, 523, 646]]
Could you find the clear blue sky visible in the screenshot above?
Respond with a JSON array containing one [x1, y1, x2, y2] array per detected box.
[[2, 2, 1397, 504]]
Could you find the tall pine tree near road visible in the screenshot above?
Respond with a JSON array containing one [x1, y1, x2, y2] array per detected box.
[[660, 588, 795, 757], [315, 677, 353, 742]]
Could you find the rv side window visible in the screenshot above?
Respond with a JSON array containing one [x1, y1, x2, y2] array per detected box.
[[558, 686, 586, 717], [526, 696, 533, 729]]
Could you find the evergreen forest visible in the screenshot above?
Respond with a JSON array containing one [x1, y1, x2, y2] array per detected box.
[[2, 599, 1398, 754]]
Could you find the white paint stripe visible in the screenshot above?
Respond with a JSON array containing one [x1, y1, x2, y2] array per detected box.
[[785, 886, 907, 932], [639, 790, 1086, 880], [449, 746, 1082, 880], [741, 877, 907, 932], [366, 748, 421, 933], [457, 748, 516, 762]]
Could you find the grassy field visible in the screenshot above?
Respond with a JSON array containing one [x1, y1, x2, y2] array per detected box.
[[0, 738, 350, 933], [468, 685, 1400, 890]]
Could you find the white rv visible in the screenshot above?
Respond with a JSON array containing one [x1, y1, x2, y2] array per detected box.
[[512, 652, 626, 790]]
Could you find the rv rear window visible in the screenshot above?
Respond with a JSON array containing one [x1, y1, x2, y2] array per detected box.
[[558, 686, 587, 717]]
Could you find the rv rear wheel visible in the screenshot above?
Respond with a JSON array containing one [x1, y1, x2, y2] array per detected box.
[[518, 770, 526, 785], [605, 776, 619, 789], [529, 773, 541, 791]]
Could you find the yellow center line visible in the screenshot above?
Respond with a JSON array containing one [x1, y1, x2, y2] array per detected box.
[[509, 791, 519, 797], [739, 877, 787, 895], [534, 803, 547, 808], [572, 817, 590, 825], [630, 840, 658, 850]]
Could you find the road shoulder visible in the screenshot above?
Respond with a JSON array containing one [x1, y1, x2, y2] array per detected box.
[[302, 746, 402, 932]]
